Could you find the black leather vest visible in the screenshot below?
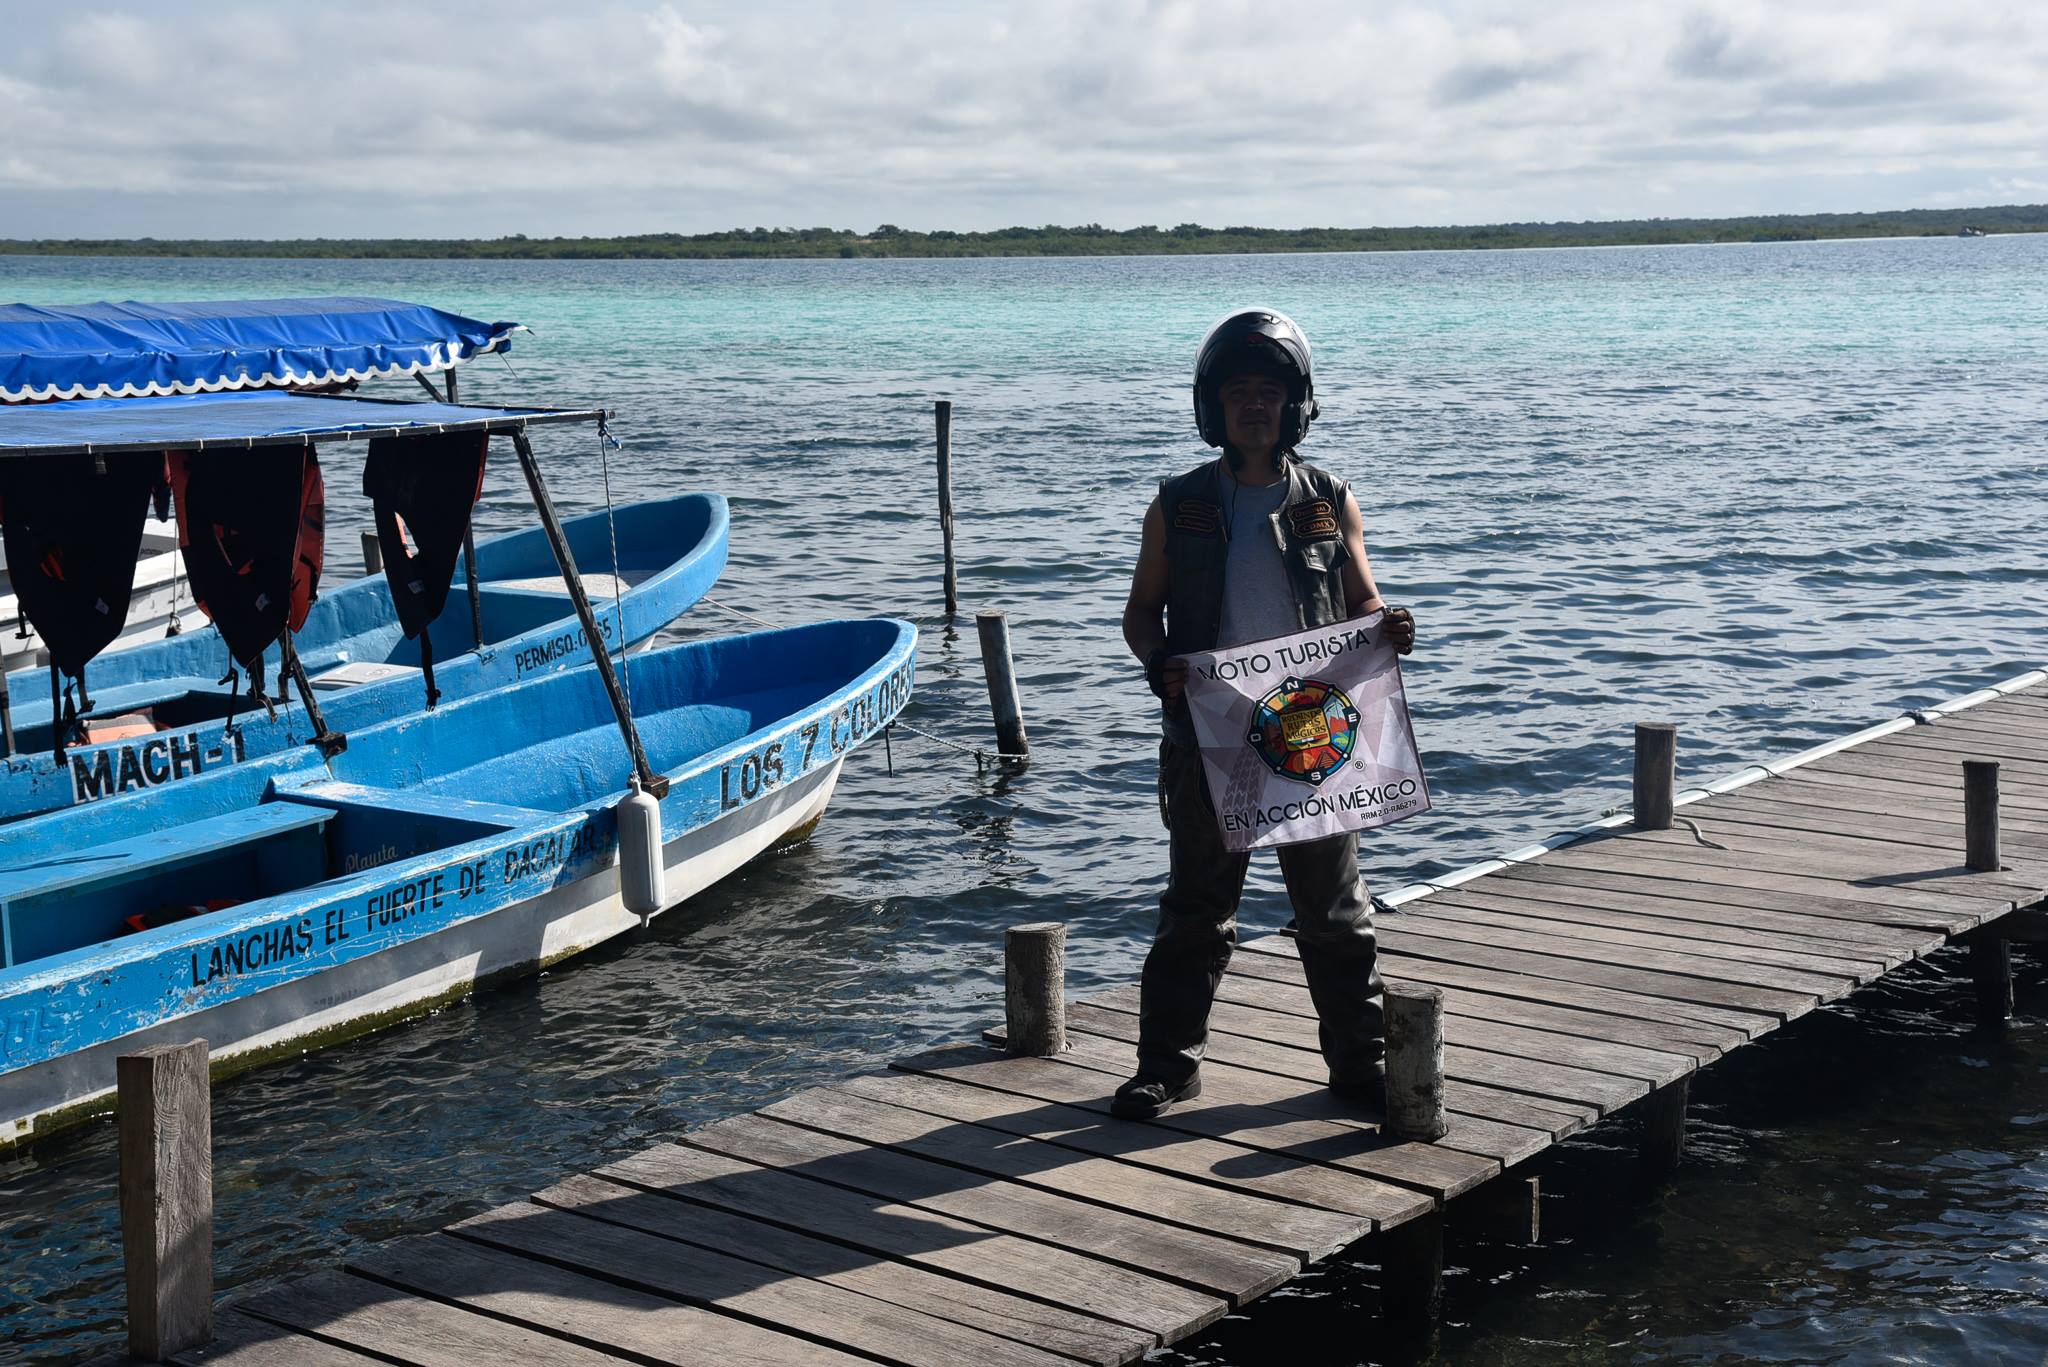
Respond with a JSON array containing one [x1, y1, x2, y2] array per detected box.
[[1158, 454, 1353, 735]]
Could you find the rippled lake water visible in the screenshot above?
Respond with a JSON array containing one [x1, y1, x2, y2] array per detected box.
[[2, 240, 2044, 1363]]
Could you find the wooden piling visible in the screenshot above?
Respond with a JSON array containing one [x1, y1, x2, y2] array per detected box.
[[936, 400, 957, 617], [1963, 759, 2000, 872], [1963, 759, 2011, 1024], [1633, 722, 1676, 830], [1639, 1077, 1688, 1179], [1380, 1209, 1444, 1349], [1004, 923, 1067, 1057], [975, 609, 1030, 759], [1385, 984, 1447, 1141], [361, 530, 383, 576], [118, 1040, 212, 1361]]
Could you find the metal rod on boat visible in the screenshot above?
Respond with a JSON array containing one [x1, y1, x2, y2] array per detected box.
[[462, 530, 484, 649], [48, 660, 64, 763], [509, 427, 666, 798], [282, 635, 346, 757], [1, 679, 14, 758], [936, 400, 957, 617]]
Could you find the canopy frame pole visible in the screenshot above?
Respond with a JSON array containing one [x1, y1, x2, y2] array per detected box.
[[1, 679, 14, 758], [281, 635, 347, 758], [509, 428, 666, 797], [447, 371, 485, 650], [48, 661, 64, 763]]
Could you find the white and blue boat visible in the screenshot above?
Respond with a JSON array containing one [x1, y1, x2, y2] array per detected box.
[[0, 617, 915, 1148], [0, 297, 728, 823], [1, 487, 728, 822]]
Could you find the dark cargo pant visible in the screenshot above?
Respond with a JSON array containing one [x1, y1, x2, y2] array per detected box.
[[1136, 739, 1386, 1088]]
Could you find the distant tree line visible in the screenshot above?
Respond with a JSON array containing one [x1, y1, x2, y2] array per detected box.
[[5, 205, 2044, 260]]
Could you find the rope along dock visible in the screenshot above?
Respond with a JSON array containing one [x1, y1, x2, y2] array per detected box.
[[102, 671, 2047, 1366]]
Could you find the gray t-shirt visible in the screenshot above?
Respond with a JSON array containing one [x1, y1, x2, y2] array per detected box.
[[1215, 476, 1295, 648]]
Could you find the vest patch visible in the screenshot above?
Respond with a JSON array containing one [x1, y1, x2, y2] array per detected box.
[[1289, 499, 1339, 540], [1172, 499, 1223, 534]]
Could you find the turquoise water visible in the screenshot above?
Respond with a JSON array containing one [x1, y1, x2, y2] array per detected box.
[[1, 240, 2044, 1363]]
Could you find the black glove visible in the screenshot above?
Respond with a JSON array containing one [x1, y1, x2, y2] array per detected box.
[[1145, 647, 1171, 700]]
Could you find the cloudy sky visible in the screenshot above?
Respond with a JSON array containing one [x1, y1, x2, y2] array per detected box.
[[4, 1, 2044, 238]]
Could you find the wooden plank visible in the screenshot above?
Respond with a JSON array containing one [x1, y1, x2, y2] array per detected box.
[[244, 1268, 623, 1367], [1422, 886, 1895, 975], [1738, 773, 2048, 839], [353, 1231, 868, 1367], [1376, 921, 1821, 1020], [1828, 741, 2048, 795], [939, 1032, 1546, 1174], [828, 1066, 1444, 1219], [1776, 760, 2048, 824], [1526, 845, 1996, 933], [1048, 1000, 1601, 1140], [1493, 858, 1963, 937], [1226, 940, 1734, 1064], [1619, 822, 2047, 906], [1239, 935, 1768, 1042], [756, 1084, 1370, 1260], [596, 1141, 1218, 1342], [1678, 792, 2048, 868], [1208, 969, 1699, 1085], [1540, 840, 2007, 926], [452, 1199, 1080, 1367], [169, 1309, 387, 1367], [530, 1171, 1152, 1367], [1083, 985, 1648, 1115], [681, 1111, 1299, 1303], [1396, 898, 1884, 983]]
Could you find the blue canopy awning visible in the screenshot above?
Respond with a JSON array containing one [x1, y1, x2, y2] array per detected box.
[[0, 297, 523, 403], [0, 391, 605, 460]]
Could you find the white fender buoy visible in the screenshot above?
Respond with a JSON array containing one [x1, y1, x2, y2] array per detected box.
[[617, 775, 665, 917]]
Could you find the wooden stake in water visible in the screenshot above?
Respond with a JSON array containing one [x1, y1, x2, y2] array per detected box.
[[976, 609, 1030, 759], [936, 400, 957, 616], [361, 530, 383, 576], [119, 1040, 213, 1360]]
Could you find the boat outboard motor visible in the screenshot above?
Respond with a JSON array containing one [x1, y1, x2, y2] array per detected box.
[[362, 430, 488, 710], [169, 448, 339, 752], [1191, 307, 1319, 468], [0, 451, 159, 758]]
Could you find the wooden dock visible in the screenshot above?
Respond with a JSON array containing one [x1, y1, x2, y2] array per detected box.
[[115, 675, 2048, 1366]]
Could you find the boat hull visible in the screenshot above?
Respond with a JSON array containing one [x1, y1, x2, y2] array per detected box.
[[0, 760, 842, 1149]]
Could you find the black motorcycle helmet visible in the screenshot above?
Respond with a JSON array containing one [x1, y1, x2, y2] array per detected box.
[[1192, 307, 1318, 452]]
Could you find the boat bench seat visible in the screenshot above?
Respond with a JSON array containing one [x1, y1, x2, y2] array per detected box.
[[0, 802, 333, 969], [272, 779, 552, 881]]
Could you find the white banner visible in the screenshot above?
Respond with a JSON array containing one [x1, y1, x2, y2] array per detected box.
[[1181, 611, 1431, 851]]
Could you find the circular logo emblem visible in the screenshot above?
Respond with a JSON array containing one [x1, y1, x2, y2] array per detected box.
[[1246, 676, 1361, 786]]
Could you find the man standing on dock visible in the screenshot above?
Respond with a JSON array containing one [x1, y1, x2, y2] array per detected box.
[[1114, 308, 1415, 1119]]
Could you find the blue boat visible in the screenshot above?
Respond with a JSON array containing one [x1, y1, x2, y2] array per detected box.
[[0, 489, 728, 822], [0, 618, 916, 1148], [0, 297, 727, 823]]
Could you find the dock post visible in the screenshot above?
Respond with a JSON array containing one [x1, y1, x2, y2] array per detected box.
[[361, 530, 383, 576], [1386, 984, 1447, 1141], [1005, 923, 1067, 1056], [1633, 722, 1676, 830], [976, 609, 1030, 760], [936, 400, 957, 617], [1380, 1210, 1444, 1352], [118, 1040, 212, 1361], [1471, 1174, 1541, 1245], [1639, 1077, 1689, 1179], [1964, 759, 2012, 1025]]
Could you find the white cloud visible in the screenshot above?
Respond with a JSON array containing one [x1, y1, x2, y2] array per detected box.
[[0, 0, 2042, 236]]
